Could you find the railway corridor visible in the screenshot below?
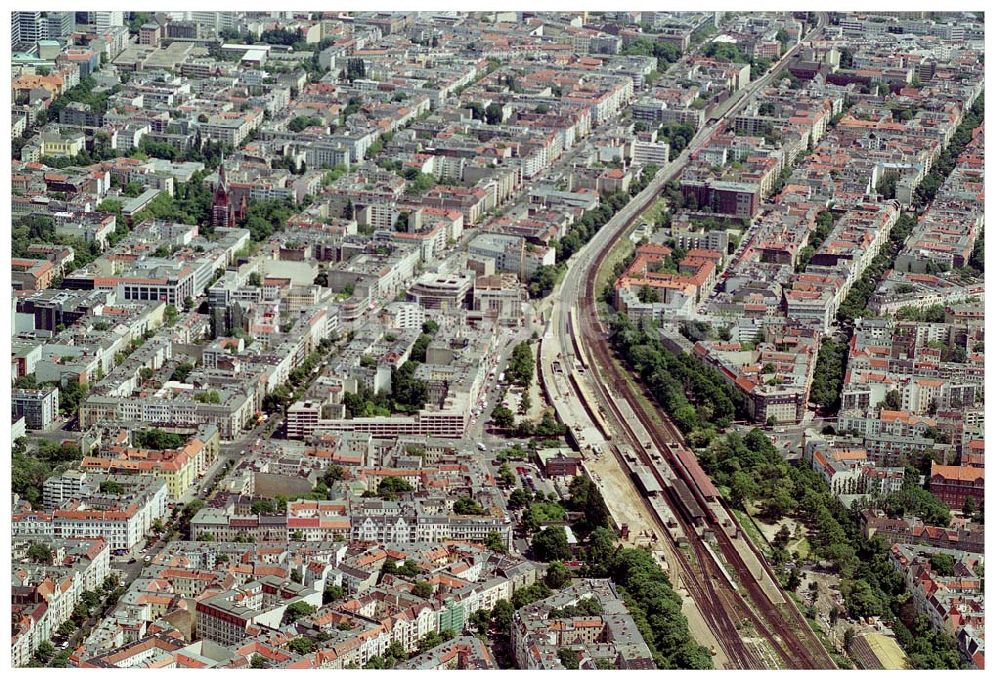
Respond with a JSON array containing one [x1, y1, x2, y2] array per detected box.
[[534, 14, 836, 669], [540, 298, 731, 667]]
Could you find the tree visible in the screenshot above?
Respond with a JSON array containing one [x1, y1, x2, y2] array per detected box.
[[287, 636, 315, 654], [27, 543, 53, 565], [418, 631, 444, 652], [470, 608, 491, 636], [519, 390, 532, 415], [880, 480, 951, 527], [532, 526, 572, 562], [390, 361, 428, 412], [773, 524, 792, 550], [843, 579, 883, 619], [498, 463, 516, 487], [324, 464, 346, 484], [133, 428, 186, 450], [54, 380, 88, 419], [484, 531, 507, 553], [638, 284, 660, 303], [485, 102, 504, 125], [453, 497, 486, 515], [283, 601, 317, 624], [251, 654, 269, 669], [928, 552, 956, 576], [963, 496, 978, 519], [876, 169, 899, 199], [565, 475, 610, 535], [35, 641, 55, 664], [491, 405, 515, 428], [557, 648, 580, 669], [251, 499, 276, 514], [383, 641, 407, 666], [492, 599, 515, 636], [288, 115, 323, 133], [412, 581, 433, 598], [508, 341, 536, 387], [163, 304, 180, 326], [57, 620, 77, 637], [195, 390, 222, 404], [377, 476, 414, 498], [80, 589, 101, 609], [880, 389, 902, 411], [323, 584, 344, 605], [528, 265, 560, 298], [100, 480, 126, 494], [811, 338, 849, 412], [72, 601, 90, 621], [761, 487, 795, 521], [728, 471, 755, 507], [545, 561, 572, 589]]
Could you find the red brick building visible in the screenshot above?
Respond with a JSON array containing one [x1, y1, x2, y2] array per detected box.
[[928, 462, 984, 510]]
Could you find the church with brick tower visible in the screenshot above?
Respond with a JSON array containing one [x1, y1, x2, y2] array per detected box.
[[211, 155, 246, 228]]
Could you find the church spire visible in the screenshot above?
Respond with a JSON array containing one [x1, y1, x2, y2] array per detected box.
[[218, 149, 226, 189], [211, 150, 237, 228]]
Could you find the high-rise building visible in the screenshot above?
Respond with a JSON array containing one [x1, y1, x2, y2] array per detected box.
[[13, 12, 43, 45], [12, 11, 75, 46], [45, 12, 75, 40], [192, 11, 239, 34], [88, 11, 124, 33]]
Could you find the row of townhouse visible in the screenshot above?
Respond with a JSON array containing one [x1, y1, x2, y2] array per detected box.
[[11, 537, 112, 666], [13, 474, 169, 551], [191, 497, 513, 549]]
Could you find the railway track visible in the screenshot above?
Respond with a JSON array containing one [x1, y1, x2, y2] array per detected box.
[[573, 266, 835, 668], [559, 328, 761, 666], [562, 312, 767, 667], [560, 179, 836, 668], [595, 382, 768, 668], [622, 365, 837, 667], [551, 123, 834, 668], [540, 14, 836, 668]]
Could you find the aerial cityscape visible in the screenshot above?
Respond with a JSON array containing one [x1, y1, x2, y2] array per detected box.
[[9, 9, 985, 670]]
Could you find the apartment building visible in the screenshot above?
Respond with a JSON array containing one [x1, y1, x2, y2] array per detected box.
[[12, 386, 60, 430]]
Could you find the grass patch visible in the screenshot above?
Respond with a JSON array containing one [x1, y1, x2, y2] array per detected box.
[[733, 508, 770, 553], [640, 197, 665, 226], [526, 501, 567, 524], [594, 224, 639, 298], [787, 535, 812, 559]]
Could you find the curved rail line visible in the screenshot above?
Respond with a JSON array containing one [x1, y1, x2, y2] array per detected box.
[[542, 15, 835, 668], [564, 183, 836, 669], [574, 256, 835, 667]]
